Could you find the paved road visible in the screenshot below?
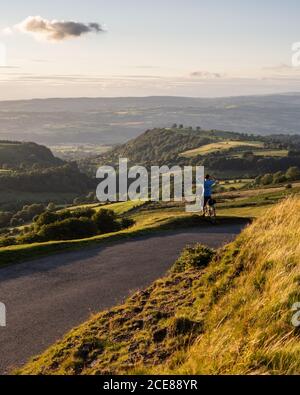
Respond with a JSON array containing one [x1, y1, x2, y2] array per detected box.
[[0, 223, 245, 374]]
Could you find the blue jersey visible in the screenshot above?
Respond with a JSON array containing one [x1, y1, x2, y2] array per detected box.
[[204, 179, 215, 197]]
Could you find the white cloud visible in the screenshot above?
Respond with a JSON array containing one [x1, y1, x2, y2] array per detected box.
[[13, 16, 104, 41]]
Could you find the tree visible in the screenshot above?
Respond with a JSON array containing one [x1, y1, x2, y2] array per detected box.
[[10, 218, 19, 227], [261, 174, 273, 185], [272, 171, 287, 185], [286, 167, 300, 181], [0, 211, 13, 228], [73, 197, 82, 205], [38, 218, 97, 241], [86, 191, 96, 203], [254, 175, 262, 184], [92, 209, 119, 234], [47, 202, 56, 211]]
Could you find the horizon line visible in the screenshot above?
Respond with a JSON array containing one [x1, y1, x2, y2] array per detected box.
[[1, 91, 300, 103]]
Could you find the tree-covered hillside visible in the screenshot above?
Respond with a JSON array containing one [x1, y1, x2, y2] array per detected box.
[[0, 141, 62, 169], [0, 141, 95, 212], [85, 127, 300, 178]]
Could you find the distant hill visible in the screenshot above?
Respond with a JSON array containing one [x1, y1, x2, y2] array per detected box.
[[1, 93, 300, 145], [90, 127, 256, 166], [0, 141, 94, 211], [0, 141, 62, 169], [86, 127, 300, 178]]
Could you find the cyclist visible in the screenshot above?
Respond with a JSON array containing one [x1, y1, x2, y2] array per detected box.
[[203, 174, 217, 211]]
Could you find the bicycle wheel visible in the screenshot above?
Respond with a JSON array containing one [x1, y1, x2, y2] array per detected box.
[[208, 205, 216, 223]]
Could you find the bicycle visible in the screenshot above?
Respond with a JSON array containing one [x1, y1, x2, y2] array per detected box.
[[203, 198, 217, 223]]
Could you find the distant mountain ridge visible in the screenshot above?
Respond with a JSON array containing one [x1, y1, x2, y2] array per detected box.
[[0, 93, 300, 145]]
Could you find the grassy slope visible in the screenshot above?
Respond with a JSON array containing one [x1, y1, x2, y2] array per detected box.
[[239, 150, 288, 158], [17, 197, 300, 375], [2, 182, 299, 267], [180, 140, 264, 157], [0, 201, 223, 267], [67, 201, 145, 215]]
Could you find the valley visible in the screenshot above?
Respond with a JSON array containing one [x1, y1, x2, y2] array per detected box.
[[1, 94, 300, 146]]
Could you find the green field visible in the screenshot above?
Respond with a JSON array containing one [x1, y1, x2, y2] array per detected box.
[[180, 140, 264, 157], [2, 181, 300, 267], [66, 200, 146, 215], [218, 179, 253, 190], [252, 149, 289, 157], [233, 149, 289, 158], [218, 204, 270, 218]]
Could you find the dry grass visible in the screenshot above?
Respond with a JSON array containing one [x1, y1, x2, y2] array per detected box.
[[165, 197, 300, 374], [180, 140, 263, 158]]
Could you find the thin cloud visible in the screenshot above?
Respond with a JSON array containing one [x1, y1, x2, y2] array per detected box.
[[190, 71, 223, 79], [14, 16, 104, 41], [1, 27, 13, 36], [262, 64, 293, 72]]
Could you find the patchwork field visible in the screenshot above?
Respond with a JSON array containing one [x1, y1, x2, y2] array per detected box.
[[180, 140, 264, 157], [233, 149, 289, 158]]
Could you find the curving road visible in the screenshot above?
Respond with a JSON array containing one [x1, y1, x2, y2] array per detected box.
[[0, 223, 245, 374]]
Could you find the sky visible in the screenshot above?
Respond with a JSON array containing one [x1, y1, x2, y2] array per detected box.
[[1, 0, 300, 100]]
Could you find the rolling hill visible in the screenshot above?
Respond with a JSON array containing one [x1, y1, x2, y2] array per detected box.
[[0, 141, 95, 211], [0, 141, 62, 169], [86, 127, 300, 178]]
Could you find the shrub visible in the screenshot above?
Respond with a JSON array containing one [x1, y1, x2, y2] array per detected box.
[[0, 236, 17, 247], [47, 203, 56, 211], [71, 208, 95, 219], [286, 166, 300, 181], [92, 209, 120, 234], [17, 232, 42, 244], [38, 217, 97, 241], [10, 217, 21, 227], [261, 174, 273, 185], [34, 211, 58, 228], [34, 208, 95, 229], [120, 217, 135, 229], [172, 244, 215, 273]]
